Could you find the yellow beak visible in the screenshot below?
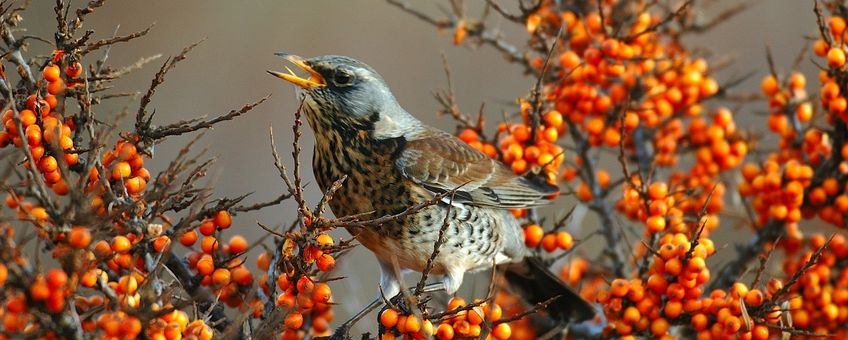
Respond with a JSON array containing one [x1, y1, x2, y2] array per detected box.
[[267, 53, 326, 88]]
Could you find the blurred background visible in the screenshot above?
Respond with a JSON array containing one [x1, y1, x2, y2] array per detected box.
[[16, 0, 818, 334]]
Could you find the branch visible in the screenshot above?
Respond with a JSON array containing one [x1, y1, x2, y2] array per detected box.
[[140, 95, 269, 140]]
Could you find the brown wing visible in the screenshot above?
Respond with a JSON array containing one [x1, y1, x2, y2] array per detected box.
[[395, 128, 556, 208]]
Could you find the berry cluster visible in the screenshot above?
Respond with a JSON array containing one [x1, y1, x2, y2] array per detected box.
[[378, 297, 513, 340]]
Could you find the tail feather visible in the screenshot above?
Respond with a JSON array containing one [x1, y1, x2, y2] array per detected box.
[[504, 257, 596, 323]]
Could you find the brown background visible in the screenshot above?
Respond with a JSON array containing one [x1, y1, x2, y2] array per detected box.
[[16, 0, 819, 334]]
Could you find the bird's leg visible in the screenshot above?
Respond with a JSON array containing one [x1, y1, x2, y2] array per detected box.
[[441, 270, 464, 295]]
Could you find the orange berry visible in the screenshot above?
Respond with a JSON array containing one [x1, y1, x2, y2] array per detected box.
[[93, 240, 112, 257], [485, 303, 503, 321], [646, 216, 666, 233], [212, 268, 231, 286], [46, 269, 68, 289], [124, 176, 145, 194], [111, 161, 131, 180], [380, 308, 399, 328], [284, 311, 304, 330], [544, 110, 563, 128], [30, 277, 50, 300], [198, 220, 216, 236], [213, 210, 232, 228], [650, 318, 669, 336], [524, 224, 544, 247], [512, 124, 530, 143], [65, 62, 83, 78], [541, 233, 558, 252], [458, 128, 478, 143], [648, 182, 668, 200], [560, 50, 580, 69], [664, 300, 683, 318], [200, 236, 219, 254], [228, 235, 248, 254], [316, 233, 334, 246], [111, 235, 132, 253], [296, 276, 314, 294], [760, 75, 779, 96], [828, 47, 846, 68], [492, 323, 512, 339], [257, 251, 272, 270], [467, 307, 484, 325], [180, 229, 198, 247], [610, 278, 630, 297], [43, 65, 61, 82], [312, 282, 332, 303], [511, 158, 527, 174], [68, 226, 92, 249], [47, 79, 65, 95], [232, 266, 253, 286], [404, 315, 421, 333], [744, 289, 764, 307], [556, 231, 573, 250], [196, 255, 215, 276], [152, 236, 170, 252], [316, 254, 336, 272], [447, 297, 466, 311], [39, 155, 58, 173], [691, 313, 708, 330], [724, 315, 742, 333]]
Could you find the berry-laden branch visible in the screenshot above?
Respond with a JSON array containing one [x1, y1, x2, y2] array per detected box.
[[386, 0, 848, 339], [1, 1, 848, 339]]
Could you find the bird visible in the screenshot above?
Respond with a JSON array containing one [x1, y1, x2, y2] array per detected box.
[[268, 54, 595, 323]]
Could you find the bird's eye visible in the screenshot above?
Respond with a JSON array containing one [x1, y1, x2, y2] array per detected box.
[[333, 71, 353, 86]]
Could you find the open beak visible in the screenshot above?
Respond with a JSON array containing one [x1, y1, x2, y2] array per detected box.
[[267, 53, 326, 88]]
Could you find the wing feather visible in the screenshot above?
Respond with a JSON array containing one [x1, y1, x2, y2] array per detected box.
[[395, 128, 556, 208]]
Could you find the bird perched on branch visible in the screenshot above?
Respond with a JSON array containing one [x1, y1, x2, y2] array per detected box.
[[268, 54, 595, 323]]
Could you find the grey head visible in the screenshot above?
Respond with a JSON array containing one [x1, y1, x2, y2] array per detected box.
[[268, 54, 422, 139]]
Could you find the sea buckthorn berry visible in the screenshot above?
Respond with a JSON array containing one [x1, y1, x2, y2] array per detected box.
[[556, 231, 573, 250], [828, 47, 846, 68], [541, 233, 558, 252], [198, 220, 216, 236], [68, 226, 92, 248], [46, 269, 68, 289], [180, 229, 198, 246], [201, 236, 219, 253], [646, 215, 666, 233], [296, 276, 314, 294], [213, 210, 232, 228], [610, 278, 630, 297], [111, 161, 131, 180], [257, 251, 271, 270], [284, 311, 304, 330], [648, 182, 668, 200], [524, 224, 544, 247], [380, 308, 399, 328], [43, 65, 61, 82], [316, 254, 336, 272], [492, 323, 512, 339], [212, 268, 231, 286], [228, 235, 248, 254], [196, 255, 215, 276], [404, 315, 421, 333], [111, 236, 131, 253], [39, 155, 58, 173], [65, 62, 83, 78], [47, 79, 65, 95], [316, 233, 334, 246], [153, 236, 170, 252], [312, 282, 332, 303]]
